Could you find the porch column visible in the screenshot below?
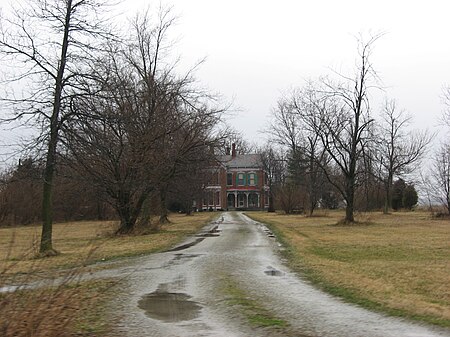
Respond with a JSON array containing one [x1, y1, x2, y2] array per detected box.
[[234, 191, 237, 208]]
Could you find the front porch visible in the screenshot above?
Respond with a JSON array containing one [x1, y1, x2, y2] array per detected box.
[[227, 191, 261, 210]]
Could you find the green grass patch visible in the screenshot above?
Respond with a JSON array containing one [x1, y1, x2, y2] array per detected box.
[[222, 277, 289, 329], [71, 278, 119, 336]]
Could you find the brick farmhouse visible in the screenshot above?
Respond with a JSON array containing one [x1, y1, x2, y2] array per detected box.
[[196, 144, 270, 211]]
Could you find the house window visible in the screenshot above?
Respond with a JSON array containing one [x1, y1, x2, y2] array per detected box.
[[248, 173, 256, 186], [227, 173, 233, 186], [237, 173, 245, 186]]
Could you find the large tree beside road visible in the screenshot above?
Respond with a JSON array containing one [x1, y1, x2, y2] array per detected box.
[[65, 9, 225, 234], [0, 0, 114, 254]]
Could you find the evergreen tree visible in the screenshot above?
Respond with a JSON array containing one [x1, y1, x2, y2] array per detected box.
[[391, 178, 406, 210], [403, 184, 418, 210]]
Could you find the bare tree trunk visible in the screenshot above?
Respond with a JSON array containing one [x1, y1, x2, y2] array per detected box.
[[308, 156, 317, 216], [39, 1, 72, 254], [309, 198, 315, 216], [268, 189, 275, 212], [40, 135, 58, 254], [159, 187, 170, 224], [383, 176, 393, 214], [1, 0, 115, 250], [116, 201, 134, 234], [345, 176, 355, 223]]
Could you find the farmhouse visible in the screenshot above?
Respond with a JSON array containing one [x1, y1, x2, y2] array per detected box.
[[197, 144, 270, 211]]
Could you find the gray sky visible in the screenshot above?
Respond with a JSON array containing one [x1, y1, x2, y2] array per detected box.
[[124, 0, 450, 144], [1, 0, 449, 164]]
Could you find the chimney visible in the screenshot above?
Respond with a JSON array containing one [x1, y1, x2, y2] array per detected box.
[[225, 146, 231, 155], [231, 143, 236, 158]]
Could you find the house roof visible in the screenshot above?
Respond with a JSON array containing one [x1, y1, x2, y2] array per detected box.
[[218, 154, 262, 169]]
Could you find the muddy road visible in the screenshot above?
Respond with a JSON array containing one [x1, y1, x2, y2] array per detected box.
[[110, 212, 450, 337]]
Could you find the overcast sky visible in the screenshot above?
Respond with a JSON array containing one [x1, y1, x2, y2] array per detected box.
[[1, 0, 449, 164], [123, 0, 450, 144]]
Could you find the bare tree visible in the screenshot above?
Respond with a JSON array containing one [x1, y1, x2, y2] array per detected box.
[[359, 139, 384, 211], [310, 36, 380, 222], [442, 86, 450, 127], [430, 143, 450, 214], [65, 9, 225, 233], [268, 86, 327, 215], [290, 85, 330, 215], [0, 0, 113, 254], [373, 99, 431, 213], [154, 108, 224, 225], [268, 96, 302, 152], [259, 143, 286, 212], [216, 127, 254, 155]]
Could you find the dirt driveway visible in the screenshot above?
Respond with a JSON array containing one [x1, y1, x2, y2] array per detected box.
[[109, 212, 450, 337]]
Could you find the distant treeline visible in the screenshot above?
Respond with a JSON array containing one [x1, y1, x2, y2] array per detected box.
[[0, 158, 114, 226]]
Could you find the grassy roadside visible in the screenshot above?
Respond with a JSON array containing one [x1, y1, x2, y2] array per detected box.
[[0, 212, 218, 336], [221, 276, 289, 331], [0, 212, 217, 278], [245, 210, 450, 328], [0, 277, 119, 337]]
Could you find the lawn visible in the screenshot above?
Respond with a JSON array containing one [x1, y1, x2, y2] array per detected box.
[[245, 210, 450, 327], [0, 212, 217, 279]]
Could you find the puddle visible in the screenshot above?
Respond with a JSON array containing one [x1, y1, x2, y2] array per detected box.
[[165, 253, 202, 267], [173, 253, 201, 260], [167, 237, 205, 252], [166, 225, 221, 251], [138, 292, 202, 322], [196, 225, 221, 238]]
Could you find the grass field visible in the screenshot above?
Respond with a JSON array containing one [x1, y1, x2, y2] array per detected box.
[[0, 212, 217, 336], [0, 212, 217, 279], [245, 210, 450, 327]]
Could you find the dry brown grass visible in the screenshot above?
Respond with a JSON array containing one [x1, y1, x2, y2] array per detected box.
[[246, 210, 450, 327], [0, 277, 117, 337], [0, 212, 216, 279], [0, 212, 217, 336]]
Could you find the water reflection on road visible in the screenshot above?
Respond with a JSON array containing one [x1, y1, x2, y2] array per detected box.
[[110, 212, 450, 337]]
